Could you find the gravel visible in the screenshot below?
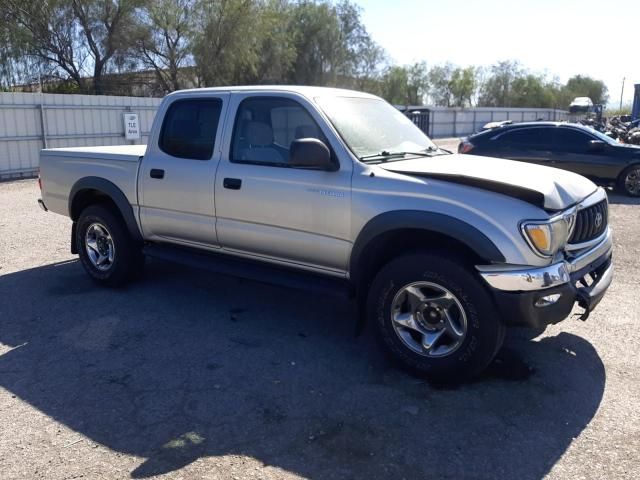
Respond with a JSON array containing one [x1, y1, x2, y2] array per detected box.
[[1, 178, 639, 480]]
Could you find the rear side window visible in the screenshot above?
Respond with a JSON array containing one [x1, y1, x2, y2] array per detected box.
[[159, 98, 222, 160], [554, 129, 591, 150], [498, 128, 553, 146]]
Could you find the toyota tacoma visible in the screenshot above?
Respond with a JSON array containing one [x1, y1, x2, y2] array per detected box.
[[38, 86, 613, 381]]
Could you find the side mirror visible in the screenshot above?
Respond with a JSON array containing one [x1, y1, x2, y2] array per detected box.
[[289, 138, 334, 170], [588, 140, 606, 152]]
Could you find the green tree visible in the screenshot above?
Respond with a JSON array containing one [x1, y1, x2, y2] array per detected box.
[[252, 0, 296, 84], [0, 9, 28, 88], [508, 74, 556, 108], [561, 75, 609, 106], [427, 64, 477, 107], [134, 0, 196, 93], [478, 60, 523, 107], [406, 61, 428, 105], [380, 66, 407, 104], [334, 0, 384, 91], [352, 35, 385, 94], [450, 66, 477, 107], [428, 63, 453, 106], [5, 0, 143, 94], [5, 1, 87, 91], [191, 0, 259, 86], [286, 1, 343, 85], [380, 62, 427, 105], [71, 0, 143, 94]]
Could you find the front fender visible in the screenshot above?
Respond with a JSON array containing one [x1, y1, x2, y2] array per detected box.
[[349, 210, 506, 283]]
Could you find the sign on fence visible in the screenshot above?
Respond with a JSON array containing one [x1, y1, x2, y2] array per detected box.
[[123, 113, 140, 140]]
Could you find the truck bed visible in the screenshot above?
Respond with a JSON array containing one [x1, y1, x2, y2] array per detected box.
[[39, 145, 145, 217]]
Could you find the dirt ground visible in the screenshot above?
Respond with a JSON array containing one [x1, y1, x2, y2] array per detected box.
[[1, 177, 639, 480]]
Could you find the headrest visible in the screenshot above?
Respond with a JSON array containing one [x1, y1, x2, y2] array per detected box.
[[245, 121, 273, 146], [294, 124, 319, 139]]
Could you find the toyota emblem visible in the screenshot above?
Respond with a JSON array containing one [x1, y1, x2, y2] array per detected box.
[[594, 212, 603, 229]]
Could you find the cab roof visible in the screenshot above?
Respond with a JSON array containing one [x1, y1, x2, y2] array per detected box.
[[168, 85, 380, 100]]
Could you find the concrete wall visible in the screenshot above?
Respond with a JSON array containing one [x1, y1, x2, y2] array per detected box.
[[0, 93, 161, 179]]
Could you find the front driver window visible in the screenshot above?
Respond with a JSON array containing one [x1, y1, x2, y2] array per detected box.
[[555, 129, 591, 151], [231, 97, 327, 167]]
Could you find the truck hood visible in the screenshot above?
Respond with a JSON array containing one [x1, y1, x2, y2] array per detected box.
[[380, 153, 597, 211]]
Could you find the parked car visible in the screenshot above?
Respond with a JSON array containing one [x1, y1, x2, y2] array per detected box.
[[569, 96, 594, 114], [38, 86, 613, 382], [458, 122, 640, 196]]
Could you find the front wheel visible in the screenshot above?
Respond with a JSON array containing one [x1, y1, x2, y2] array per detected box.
[[367, 252, 505, 383], [76, 204, 143, 287], [618, 165, 640, 197]]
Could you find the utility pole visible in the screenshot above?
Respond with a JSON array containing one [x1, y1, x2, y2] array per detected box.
[[620, 77, 625, 111]]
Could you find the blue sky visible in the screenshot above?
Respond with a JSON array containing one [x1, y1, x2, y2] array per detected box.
[[357, 0, 639, 107]]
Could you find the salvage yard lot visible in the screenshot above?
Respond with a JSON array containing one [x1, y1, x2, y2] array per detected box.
[[1, 177, 639, 480]]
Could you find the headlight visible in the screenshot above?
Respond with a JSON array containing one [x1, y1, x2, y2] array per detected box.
[[522, 212, 576, 257]]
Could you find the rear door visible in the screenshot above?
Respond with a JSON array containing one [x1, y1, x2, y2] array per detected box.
[[214, 93, 353, 275], [139, 93, 229, 246], [491, 127, 555, 165]]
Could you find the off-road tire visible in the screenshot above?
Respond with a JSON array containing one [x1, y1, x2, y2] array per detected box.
[[367, 252, 505, 383], [76, 204, 144, 287]]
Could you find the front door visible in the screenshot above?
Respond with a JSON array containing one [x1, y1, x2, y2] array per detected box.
[[552, 128, 616, 181], [139, 94, 228, 246], [214, 94, 352, 274]]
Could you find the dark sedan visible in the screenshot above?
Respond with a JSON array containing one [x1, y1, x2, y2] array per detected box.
[[458, 122, 640, 196]]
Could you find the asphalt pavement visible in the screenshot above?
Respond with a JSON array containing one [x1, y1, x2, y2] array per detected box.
[[0, 177, 639, 480]]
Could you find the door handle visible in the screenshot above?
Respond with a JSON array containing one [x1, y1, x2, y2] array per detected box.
[[223, 178, 242, 190], [150, 169, 165, 179]]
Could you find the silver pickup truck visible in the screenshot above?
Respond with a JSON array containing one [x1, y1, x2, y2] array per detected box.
[[38, 86, 613, 382]]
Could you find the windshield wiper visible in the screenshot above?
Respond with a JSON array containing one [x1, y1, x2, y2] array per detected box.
[[359, 148, 438, 163]]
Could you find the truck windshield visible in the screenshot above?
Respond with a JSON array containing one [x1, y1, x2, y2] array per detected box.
[[315, 96, 438, 161]]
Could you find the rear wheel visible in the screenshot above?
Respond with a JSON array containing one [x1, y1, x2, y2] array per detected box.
[[618, 165, 640, 197], [76, 204, 143, 286], [367, 252, 505, 383]]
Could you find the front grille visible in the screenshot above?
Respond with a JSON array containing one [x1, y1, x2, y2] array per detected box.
[[569, 199, 608, 245]]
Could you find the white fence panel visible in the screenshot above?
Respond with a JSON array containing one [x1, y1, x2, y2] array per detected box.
[[1, 92, 575, 178], [415, 107, 570, 138], [0, 93, 162, 179]]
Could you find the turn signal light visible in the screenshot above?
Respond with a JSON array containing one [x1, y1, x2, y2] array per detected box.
[[525, 224, 552, 253]]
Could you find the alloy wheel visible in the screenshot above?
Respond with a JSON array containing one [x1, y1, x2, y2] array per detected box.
[[85, 222, 115, 271], [390, 281, 468, 357], [625, 168, 640, 196]]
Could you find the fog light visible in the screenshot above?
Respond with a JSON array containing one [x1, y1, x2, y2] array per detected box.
[[535, 294, 561, 307]]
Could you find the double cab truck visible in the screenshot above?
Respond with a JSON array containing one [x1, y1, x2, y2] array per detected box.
[[38, 86, 614, 381]]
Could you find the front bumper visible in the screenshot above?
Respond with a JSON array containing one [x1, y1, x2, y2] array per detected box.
[[477, 229, 613, 328]]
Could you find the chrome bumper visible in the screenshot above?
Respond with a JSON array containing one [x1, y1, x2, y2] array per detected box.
[[477, 228, 613, 292]]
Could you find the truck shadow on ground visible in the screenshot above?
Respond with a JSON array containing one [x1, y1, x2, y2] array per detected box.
[[0, 260, 605, 479]]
